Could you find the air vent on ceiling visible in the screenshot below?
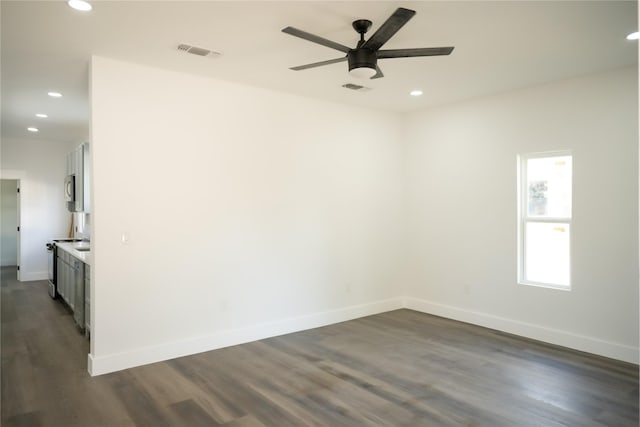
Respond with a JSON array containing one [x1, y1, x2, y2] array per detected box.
[[342, 83, 371, 92], [177, 43, 220, 58]]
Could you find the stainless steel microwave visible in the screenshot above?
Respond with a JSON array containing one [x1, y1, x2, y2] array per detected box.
[[64, 174, 75, 210]]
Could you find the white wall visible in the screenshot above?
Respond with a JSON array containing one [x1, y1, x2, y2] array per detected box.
[[90, 57, 638, 374], [404, 66, 639, 363], [1, 137, 76, 280], [1, 180, 18, 266], [89, 56, 406, 374]]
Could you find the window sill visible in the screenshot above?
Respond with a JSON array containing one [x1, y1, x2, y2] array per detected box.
[[518, 280, 571, 291]]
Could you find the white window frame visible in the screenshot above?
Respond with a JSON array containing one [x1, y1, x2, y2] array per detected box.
[[517, 150, 572, 291]]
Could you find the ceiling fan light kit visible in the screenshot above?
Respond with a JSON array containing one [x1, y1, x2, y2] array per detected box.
[[348, 49, 377, 79], [67, 0, 92, 12], [282, 7, 454, 80]]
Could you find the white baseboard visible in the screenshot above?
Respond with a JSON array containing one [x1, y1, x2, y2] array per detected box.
[[88, 297, 404, 376], [404, 297, 639, 365], [19, 271, 48, 282], [87, 295, 638, 376]]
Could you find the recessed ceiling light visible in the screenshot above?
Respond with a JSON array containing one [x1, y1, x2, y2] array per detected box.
[[410, 90, 424, 97], [67, 0, 92, 11], [48, 91, 63, 98], [35, 113, 48, 118], [27, 127, 39, 132], [626, 32, 639, 40]]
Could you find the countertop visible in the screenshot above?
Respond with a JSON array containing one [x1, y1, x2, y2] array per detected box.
[[56, 241, 92, 265]]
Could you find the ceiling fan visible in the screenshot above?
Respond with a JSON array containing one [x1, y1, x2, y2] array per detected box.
[[282, 7, 454, 79]]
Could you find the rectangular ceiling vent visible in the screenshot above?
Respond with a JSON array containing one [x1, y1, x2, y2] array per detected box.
[[342, 83, 371, 92], [177, 44, 220, 58]]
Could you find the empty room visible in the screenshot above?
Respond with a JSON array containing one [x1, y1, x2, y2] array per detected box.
[[1, 1, 638, 426]]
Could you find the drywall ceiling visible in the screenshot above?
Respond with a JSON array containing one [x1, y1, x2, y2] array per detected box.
[[1, 1, 637, 143]]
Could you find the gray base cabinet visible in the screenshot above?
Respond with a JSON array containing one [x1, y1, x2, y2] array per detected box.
[[56, 249, 86, 332], [84, 264, 90, 338]]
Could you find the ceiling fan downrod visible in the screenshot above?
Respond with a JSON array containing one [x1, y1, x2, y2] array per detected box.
[[352, 19, 372, 47]]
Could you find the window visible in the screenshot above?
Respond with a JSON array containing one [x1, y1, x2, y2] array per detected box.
[[518, 152, 572, 289]]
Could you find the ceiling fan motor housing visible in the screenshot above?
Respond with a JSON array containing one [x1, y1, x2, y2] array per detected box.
[[347, 48, 377, 73]]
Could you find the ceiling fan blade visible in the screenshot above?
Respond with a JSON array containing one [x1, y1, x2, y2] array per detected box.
[[282, 27, 351, 53], [362, 7, 416, 51], [290, 56, 347, 71], [371, 65, 384, 79], [377, 47, 455, 59]]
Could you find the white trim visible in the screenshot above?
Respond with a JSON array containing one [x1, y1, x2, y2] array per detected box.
[[0, 169, 26, 179], [519, 279, 571, 291], [404, 297, 639, 364], [520, 149, 574, 160], [88, 295, 638, 376], [88, 297, 404, 376], [1, 172, 24, 281], [517, 151, 573, 289]]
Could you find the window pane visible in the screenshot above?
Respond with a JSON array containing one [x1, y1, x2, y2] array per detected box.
[[527, 156, 572, 218], [525, 222, 570, 286]]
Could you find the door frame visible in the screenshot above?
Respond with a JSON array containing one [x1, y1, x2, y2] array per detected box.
[[1, 170, 25, 281]]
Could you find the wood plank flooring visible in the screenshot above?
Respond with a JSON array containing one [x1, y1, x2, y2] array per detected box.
[[2, 266, 638, 426]]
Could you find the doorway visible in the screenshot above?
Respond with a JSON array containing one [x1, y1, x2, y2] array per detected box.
[[1, 179, 20, 280]]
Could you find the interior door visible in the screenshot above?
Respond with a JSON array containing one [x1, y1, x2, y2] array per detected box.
[[16, 181, 20, 281]]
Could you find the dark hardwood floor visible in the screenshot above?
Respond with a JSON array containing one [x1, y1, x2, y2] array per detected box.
[[2, 266, 638, 426]]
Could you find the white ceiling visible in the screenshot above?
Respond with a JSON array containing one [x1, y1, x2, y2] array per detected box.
[[1, 1, 637, 143]]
